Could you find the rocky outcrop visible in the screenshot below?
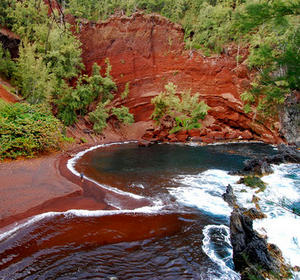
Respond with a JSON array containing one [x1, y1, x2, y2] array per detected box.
[[231, 144, 300, 175], [280, 91, 300, 147], [222, 184, 238, 208], [74, 12, 283, 144], [230, 209, 280, 280], [223, 183, 292, 279]]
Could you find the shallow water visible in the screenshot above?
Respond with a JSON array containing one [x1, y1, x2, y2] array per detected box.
[[1, 143, 299, 279]]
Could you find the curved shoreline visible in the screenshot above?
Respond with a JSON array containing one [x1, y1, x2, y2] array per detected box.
[[0, 141, 151, 230], [0, 140, 287, 230]]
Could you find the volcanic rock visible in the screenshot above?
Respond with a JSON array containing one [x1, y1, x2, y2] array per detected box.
[[222, 184, 238, 208], [230, 209, 280, 279], [243, 208, 267, 220], [231, 144, 299, 175]]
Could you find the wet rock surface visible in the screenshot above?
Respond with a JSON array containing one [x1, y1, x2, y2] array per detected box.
[[222, 184, 238, 208], [231, 144, 300, 175], [230, 209, 280, 279], [280, 91, 300, 147]]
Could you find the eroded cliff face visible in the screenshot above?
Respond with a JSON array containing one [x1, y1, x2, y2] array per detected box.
[[72, 13, 282, 143]]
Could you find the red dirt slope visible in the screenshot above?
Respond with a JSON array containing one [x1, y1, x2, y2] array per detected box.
[[75, 12, 282, 144], [0, 83, 18, 103]]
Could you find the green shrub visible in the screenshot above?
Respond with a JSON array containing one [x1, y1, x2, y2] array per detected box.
[[121, 82, 130, 99], [111, 106, 134, 124], [15, 42, 56, 105], [0, 101, 63, 159], [151, 82, 210, 133], [56, 62, 117, 126], [89, 101, 110, 133], [89, 101, 134, 134]]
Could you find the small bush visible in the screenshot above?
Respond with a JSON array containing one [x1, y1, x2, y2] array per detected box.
[[89, 102, 134, 134], [89, 101, 109, 133], [151, 82, 210, 133], [121, 82, 130, 99], [111, 106, 134, 124], [0, 101, 63, 159]]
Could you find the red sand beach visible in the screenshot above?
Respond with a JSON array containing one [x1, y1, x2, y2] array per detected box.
[[0, 139, 151, 230]]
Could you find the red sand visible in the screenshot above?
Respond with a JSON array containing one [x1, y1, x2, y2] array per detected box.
[[0, 136, 151, 229]]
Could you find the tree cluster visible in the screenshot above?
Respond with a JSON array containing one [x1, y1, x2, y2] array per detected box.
[[0, 0, 134, 159]]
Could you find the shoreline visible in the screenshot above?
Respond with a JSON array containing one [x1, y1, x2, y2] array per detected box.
[[0, 139, 290, 230], [0, 139, 151, 230]]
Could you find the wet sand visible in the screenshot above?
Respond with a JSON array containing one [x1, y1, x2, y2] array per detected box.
[[0, 141, 151, 230]]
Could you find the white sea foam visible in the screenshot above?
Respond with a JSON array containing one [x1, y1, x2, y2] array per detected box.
[[186, 141, 265, 147], [234, 163, 300, 269], [129, 183, 145, 189], [254, 214, 300, 266], [169, 169, 237, 217], [0, 205, 166, 242], [202, 224, 240, 280], [67, 141, 146, 200], [169, 163, 300, 273]]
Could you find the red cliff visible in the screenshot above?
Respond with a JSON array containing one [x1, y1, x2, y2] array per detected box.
[[76, 12, 282, 144]]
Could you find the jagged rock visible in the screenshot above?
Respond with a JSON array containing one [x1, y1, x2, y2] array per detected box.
[[167, 133, 177, 142], [230, 145, 299, 176], [280, 91, 300, 147], [277, 144, 300, 162], [188, 129, 201, 137], [252, 195, 262, 211], [243, 208, 267, 220], [190, 136, 202, 142], [230, 209, 280, 279], [230, 158, 273, 175], [176, 133, 188, 142], [160, 115, 176, 130], [222, 184, 238, 208]]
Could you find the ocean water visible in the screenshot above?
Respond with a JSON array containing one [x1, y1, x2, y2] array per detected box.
[[0, 143, 299, 279]]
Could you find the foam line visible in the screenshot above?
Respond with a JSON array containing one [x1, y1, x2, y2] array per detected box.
[[67, 141, 145, 200], [202, 224, 240, 280], [0, 205, 167, 242], [170, 169, 237, 217], [234, 163, 300, 268]]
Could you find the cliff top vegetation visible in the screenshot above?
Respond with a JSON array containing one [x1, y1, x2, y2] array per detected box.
[[0, 0, 299, 159]]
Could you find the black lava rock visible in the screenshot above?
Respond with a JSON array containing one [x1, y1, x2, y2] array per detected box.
[[222, 184, 238, 208], [230, 209, 279, 279], [230, 144, 299, 176]]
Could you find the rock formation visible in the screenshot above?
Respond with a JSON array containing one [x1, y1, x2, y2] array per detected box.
[[230, 209, 280, 280], [231, 144, 300, 175], [222, 184, 238, 208], [74, 12, 283, 144], [280, 91, 300, 147]]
